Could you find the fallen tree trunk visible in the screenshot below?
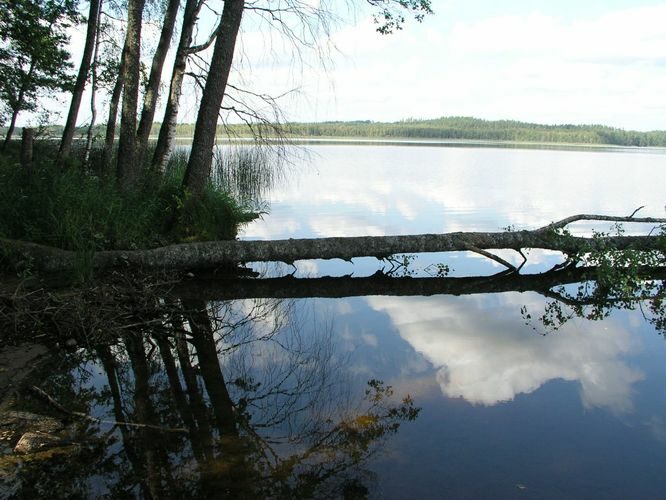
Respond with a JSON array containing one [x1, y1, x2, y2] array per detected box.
[[1, 214, 664, 273]]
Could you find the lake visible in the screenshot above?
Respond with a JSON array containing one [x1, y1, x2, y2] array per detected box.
[[240, 143, 666, 497], [3, 143, 666, 498]]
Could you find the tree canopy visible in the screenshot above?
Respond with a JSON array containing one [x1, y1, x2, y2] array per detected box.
[[0, 0, 77, 146]]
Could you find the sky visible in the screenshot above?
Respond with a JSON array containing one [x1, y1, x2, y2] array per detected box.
[[45, 0, 666, 131], [228, 0, 666, 131]]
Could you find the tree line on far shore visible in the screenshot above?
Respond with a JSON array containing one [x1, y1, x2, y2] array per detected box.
[[24, 115, 666, 148], [283, 117, 666, 147]]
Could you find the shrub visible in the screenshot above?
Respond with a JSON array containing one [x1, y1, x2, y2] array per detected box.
[[0, 142, 258, 256]]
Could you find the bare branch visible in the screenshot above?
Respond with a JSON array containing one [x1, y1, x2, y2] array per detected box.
[[539, 214, 666, 232], [465, 244, 518, 272], [629, 205, 646, 218], [186, 21, 221, 54]]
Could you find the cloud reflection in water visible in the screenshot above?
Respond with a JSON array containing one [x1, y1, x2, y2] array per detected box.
[[367, 293, 644, 413]]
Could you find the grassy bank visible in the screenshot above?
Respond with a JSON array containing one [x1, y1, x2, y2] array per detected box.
[[0, 142, 257, 277]]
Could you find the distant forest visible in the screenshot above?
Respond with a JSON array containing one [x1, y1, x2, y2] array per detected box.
[[21, 116, 666, 147], [279, 117, 666, 147]]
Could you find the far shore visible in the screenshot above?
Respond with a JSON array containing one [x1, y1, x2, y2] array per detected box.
[[166, 135, 666, 153]]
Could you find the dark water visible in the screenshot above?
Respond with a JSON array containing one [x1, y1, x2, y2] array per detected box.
[[3, 144, 666, 498]]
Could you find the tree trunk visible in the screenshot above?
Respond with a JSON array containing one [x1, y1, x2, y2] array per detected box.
[[102, 49, 126, 171], [20, 127, 34, 171], [21, 127, 35, 170], [183, 0, 244, 196], [2, 214, 664, 273], [116, 0, 147, 189], [2, 59, 35, 150], [84, 10, 103, 167], [58, 0, 102, 161], [134, 0, 181, 167], [2, 109, 20, 150], [125, 334, 167, 499], [184, 300, 238, 436], [151, 0, 200, 172]]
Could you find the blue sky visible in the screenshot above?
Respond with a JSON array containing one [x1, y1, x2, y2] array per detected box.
[[53, 0, 666, 131], [228, 0, 666, 130]]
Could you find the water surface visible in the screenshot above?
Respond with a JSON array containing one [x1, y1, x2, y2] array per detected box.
[[243, 144, 666, 497], [4, 144, 666, 498]]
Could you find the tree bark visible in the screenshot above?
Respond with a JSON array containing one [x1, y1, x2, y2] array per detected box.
[[2, 215, 664, 273], [183, 0, 244, 196], [58, 0, 102, 161], [102, 49, 126, 171], [83, 11, 103, 167], [151, 0, 201, 172], [20, 127, 34, 171], [2, 59, 36, 149], [116, 0, 147, 189], [135, 0, 181, 167]]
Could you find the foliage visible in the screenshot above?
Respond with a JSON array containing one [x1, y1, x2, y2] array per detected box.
[[521, 223, 666, 335], [383, 253, 417, 276], [23, 116, 666, 149], [582, 223, 664, 292], [367, 0, 433, 34], [0, 143, 257, 261], [275, 116, 666, 147], [0, 0, 77, 127], [168, 181, 257, 243], [0, 289, 421, 498]]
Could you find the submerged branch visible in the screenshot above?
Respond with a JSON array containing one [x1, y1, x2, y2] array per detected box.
[[464, 244, 517, 271], [30, 386, 189, 434]]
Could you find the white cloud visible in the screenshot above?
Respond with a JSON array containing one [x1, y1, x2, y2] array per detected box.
[[279, 4, 666, 129], [241, 144, 666, 243], [367, 293, 645, 413], [309, 215, 386, 237], [20, 2, 666, 130], [361, 332, 378, 347]]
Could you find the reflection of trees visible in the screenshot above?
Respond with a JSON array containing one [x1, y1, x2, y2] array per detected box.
[[522, 270, 666, 336], [8, 296, 418, 498], [521, 228, 666, 335], [174, 263, 666, 338]]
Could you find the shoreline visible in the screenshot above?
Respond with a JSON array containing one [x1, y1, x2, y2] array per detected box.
[[169, 135, 666, 153]]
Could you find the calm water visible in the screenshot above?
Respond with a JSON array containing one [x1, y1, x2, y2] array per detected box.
[[239, 144, 666, 497], [5, 144, 666, 498]]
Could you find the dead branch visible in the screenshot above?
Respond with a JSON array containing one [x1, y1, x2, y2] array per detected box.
[[539, 212, 665, 232]]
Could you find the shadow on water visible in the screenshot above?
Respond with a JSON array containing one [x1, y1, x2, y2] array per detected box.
[[0, 284, 418, 498], [1, 246, 665, 497]]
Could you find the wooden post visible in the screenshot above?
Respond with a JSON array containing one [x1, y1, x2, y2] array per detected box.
[[20, 127, 34, 171]]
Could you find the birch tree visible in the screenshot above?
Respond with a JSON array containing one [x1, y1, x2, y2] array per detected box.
[[58, 0, 103, 161]]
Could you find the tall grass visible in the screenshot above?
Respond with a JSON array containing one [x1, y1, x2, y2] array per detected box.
[[211, 143, 286, 203], [0, 141, 258, 258]]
